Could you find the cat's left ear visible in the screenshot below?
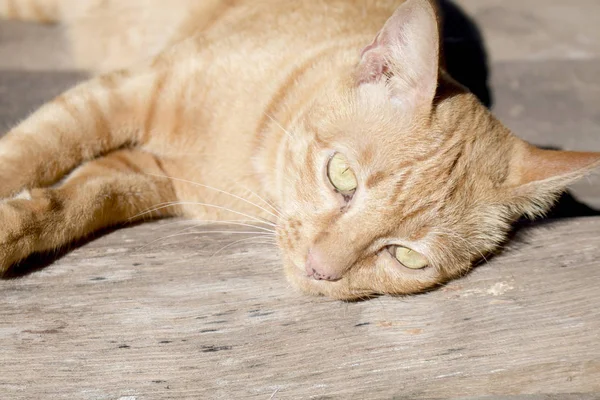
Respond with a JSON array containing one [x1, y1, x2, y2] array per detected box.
[[505, 140, 600, 217], [355, 0, 440, 110]]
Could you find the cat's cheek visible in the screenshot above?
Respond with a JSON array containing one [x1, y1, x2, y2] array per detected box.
[[358, 257, 440, 296]]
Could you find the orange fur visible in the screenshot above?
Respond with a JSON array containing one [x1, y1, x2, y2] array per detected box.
[[1, 0, 599, 299]]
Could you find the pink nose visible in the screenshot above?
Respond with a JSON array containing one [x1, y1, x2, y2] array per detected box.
[[305, 248, 342, 281]]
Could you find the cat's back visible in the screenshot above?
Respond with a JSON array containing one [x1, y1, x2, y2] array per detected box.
[[66, 0, 404, 72]]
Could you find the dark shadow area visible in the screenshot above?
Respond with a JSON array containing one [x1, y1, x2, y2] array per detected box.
[[482, 189, 600, 281], [438, 0, 492, 108], [439, 1, 599, 221], [2, 247, 80, 279], [505, 192, 599, 253], [1, 223, 134, 279], [544, 191, 600, 219], [461, 190, 600, 283]]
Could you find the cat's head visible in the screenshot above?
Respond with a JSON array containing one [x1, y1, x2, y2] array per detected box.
[[275, 0, 600, 300]]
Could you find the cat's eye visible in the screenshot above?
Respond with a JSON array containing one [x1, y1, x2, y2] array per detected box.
[[327, 153, 358, 194], [394, 246, 429, 270]]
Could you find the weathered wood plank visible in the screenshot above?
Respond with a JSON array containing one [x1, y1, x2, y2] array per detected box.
[[1, 218, 599, 399]]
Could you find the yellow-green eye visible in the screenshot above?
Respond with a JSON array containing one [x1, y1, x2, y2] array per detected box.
[[394, 246, 429, 270], [327, 153, 358, 193]]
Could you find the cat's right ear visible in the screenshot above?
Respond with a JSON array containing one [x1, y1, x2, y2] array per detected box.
[[355, 0, 440, 111]]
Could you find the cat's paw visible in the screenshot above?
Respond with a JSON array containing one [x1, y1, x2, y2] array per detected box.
[[0, 191, 37, 275]]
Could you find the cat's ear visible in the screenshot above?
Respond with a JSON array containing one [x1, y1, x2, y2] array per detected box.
[[505, 140, 600, 217], [355, 0, 440, 110]]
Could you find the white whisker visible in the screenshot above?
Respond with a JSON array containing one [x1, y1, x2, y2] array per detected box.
[[182, 219, 275, 233], [141, 220, 276, 249], [146, 173, 280, 220], [264, 112, 294, 139], [152, 218, 275, 233], [235, 183, 284, 217], [137, 230, 275, 251], [211, 236, 276, 258], [133, 201, 277, 227]]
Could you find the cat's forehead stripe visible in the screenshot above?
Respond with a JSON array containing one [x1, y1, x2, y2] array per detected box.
[[303, 143, 318, 185], [388, 168, 414, 206], [365, 170, 387, 189], [358, 144, 376, 165]]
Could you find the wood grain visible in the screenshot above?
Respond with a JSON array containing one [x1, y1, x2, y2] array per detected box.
[[1, 218, 599, 399]]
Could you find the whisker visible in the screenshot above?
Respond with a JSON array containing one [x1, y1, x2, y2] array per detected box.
[[235, 184, 284, 217], [133, 201, 277, 227], [264, 112, 294, 139], [167, 230, 274, 237], [146, 173, 280, 220], [137, 230, 275, 251], [152, 218, 275, 233], [180, 219, 276, 234], [211, 236, 277, 259], [131, 200, 185, 220], [141, 220, 276, 249]]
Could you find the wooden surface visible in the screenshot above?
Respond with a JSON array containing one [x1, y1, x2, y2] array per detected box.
[[1, 218, 600, 399], [2, 1, 600, 398]]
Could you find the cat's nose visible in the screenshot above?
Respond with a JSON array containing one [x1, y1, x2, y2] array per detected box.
[[305, 248, 342, 281]]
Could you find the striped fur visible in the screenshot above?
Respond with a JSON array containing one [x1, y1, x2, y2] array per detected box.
[[1, 0, 599, 299]]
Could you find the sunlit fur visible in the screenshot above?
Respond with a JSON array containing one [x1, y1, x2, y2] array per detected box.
[[1, 0, 599, 300]]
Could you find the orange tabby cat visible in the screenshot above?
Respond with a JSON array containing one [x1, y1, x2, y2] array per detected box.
[[0, 0, 598, 300]]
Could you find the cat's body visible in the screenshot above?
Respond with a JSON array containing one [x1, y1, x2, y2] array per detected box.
[[0, 0, 403, 221], [0, 0, 598, 300]]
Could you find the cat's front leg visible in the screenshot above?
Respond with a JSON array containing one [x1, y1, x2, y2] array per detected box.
[[0, 68, 166, 199], [0, 149, 179, 274]]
